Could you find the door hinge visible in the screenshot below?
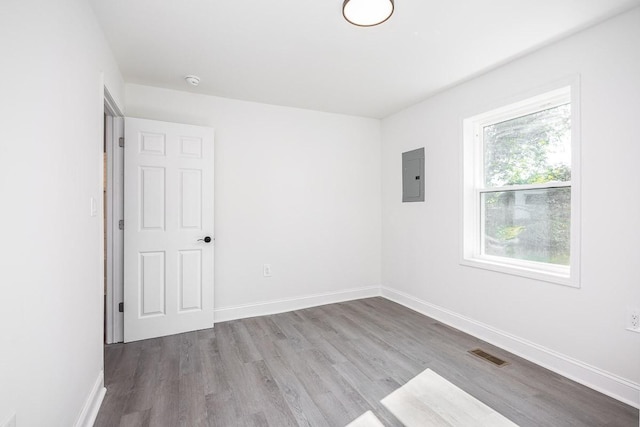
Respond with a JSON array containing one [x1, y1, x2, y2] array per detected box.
[[119, 137, 124, 148], [119, 220, 124, 230], [118, 302, 124, 313]]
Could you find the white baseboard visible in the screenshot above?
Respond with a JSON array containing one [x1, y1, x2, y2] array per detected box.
[[381, 286, 640, 409], [75, 371, 106, 427], [214, 285, 381, 323]]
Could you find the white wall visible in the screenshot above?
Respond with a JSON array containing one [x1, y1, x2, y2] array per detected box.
[[381, 8, 640, 406], [125, 84, 382, 319], [0, 0, 124, 425]]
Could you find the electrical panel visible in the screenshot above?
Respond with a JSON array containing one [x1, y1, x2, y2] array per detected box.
[[402, 148, 425, 202]]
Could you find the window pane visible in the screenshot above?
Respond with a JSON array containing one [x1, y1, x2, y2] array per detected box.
[[484, 104, 571, 187], [482, 187, 570, 265]]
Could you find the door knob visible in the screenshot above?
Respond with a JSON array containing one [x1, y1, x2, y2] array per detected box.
[[198, 236, 213, 243]]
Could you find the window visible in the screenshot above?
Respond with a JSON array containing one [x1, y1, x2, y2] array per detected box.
[[462, 83, 580, 286]]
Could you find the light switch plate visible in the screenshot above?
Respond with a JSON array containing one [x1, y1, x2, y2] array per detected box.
[[90, 196, 97, 217]]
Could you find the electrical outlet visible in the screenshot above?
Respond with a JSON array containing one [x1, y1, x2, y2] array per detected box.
[[627, 308, 640, 332], [263, 264, 272, 277], [631, 310, 640, 329]]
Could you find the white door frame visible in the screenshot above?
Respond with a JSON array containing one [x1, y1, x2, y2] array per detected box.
[[104, 88, 124, 344]]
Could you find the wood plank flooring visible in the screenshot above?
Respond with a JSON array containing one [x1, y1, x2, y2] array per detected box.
[[95, 297, 639, 427]]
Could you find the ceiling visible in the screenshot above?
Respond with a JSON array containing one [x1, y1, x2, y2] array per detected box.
[[89, 0, 639, 118]]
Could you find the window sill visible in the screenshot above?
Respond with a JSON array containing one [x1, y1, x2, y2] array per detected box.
[[460, 256, 579, 288]]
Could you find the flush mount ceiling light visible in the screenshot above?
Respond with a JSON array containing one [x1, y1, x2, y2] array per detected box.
[[342, 0, 394, 27]]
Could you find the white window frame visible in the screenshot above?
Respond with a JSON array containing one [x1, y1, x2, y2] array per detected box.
[[461, 79, 581, 287]]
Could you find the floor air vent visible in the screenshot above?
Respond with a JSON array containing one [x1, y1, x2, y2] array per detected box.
[[468, 348, 509, 367]]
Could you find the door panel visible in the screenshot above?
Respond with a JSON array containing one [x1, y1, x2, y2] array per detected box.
[[178, 250, 202, 311], [124, 118, 214, 342], [140, 166, 165, 230], [139, 251, 166, 316], [180, 169, 202, 228]]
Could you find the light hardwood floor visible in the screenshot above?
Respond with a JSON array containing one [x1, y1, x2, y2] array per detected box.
[[95, 297, 638, 426]]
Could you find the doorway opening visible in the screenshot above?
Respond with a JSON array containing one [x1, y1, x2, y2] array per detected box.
[[104, 88, 124, 344]]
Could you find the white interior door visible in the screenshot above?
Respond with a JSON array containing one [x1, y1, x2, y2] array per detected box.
[[124, 118, 214, 342]]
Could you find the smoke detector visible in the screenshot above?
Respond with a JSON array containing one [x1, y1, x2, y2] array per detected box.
[[185, 75, 200, 86]]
